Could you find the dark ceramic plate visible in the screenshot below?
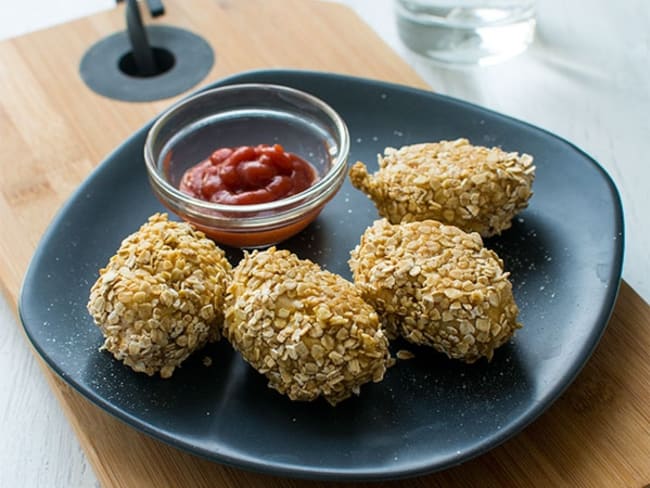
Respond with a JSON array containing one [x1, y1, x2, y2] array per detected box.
[[19, 70, 624, 481]]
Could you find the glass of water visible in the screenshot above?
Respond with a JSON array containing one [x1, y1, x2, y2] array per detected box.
[[395, 0, 536, 66]]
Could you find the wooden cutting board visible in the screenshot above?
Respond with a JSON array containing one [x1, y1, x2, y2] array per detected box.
[[0, 1, 648, 486]]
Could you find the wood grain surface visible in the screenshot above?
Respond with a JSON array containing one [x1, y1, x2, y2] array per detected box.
[[0, 1, 648, 486]]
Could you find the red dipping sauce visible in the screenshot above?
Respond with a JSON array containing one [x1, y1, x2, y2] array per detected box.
[[179, 144, 318, 205]]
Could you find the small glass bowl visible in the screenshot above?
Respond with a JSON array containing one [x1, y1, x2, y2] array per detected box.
[[144, 83, 350, 247]]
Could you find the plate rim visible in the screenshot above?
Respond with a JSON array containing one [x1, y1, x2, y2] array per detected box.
[[18, 68, 625, 481]]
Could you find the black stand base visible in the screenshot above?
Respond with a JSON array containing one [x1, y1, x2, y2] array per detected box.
[[80, 25, 214, 102]]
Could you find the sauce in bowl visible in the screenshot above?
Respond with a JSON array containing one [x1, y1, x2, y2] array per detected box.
[[180, 144, 318, 205], [145, 83, 350, 248]]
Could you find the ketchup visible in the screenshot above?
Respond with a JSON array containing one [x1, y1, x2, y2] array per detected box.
[[179, 144, 318, 205]]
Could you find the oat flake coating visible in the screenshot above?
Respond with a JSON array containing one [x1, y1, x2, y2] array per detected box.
[[349, 138, 535, 237], [224, 247, 391, 406], [349, 219, 521, 363], [87, 213, 231, 378]]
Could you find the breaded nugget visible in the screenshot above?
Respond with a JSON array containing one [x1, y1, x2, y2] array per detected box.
[[224, 247, 391, 405], [349, 138, 535, 237], [87, 213, 231, 378], [349, 219, 521, 363]]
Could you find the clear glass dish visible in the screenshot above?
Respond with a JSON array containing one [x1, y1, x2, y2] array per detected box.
[[144, 83, 350, 247]]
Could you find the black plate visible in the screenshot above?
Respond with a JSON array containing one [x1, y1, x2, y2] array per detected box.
[[19, 70, 624, 481]]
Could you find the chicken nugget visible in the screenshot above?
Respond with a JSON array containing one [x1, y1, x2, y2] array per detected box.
[[349, 219, 521, 363], [87, 213, 231, 378], [349, 138, 535, 237], [224, 247, 391, 405]]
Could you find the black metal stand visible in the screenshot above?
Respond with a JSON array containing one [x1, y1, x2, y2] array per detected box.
[[80, 0, 214, 102]]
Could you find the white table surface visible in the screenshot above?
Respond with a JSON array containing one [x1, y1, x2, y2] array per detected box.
[[1, 1, 648, 486]]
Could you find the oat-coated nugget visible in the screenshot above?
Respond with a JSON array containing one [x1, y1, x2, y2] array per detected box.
[[349, 219, 521, 363], [349, 138, 535, 237], [87, 213, 231, 378], [224, 247, 391, 405]]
